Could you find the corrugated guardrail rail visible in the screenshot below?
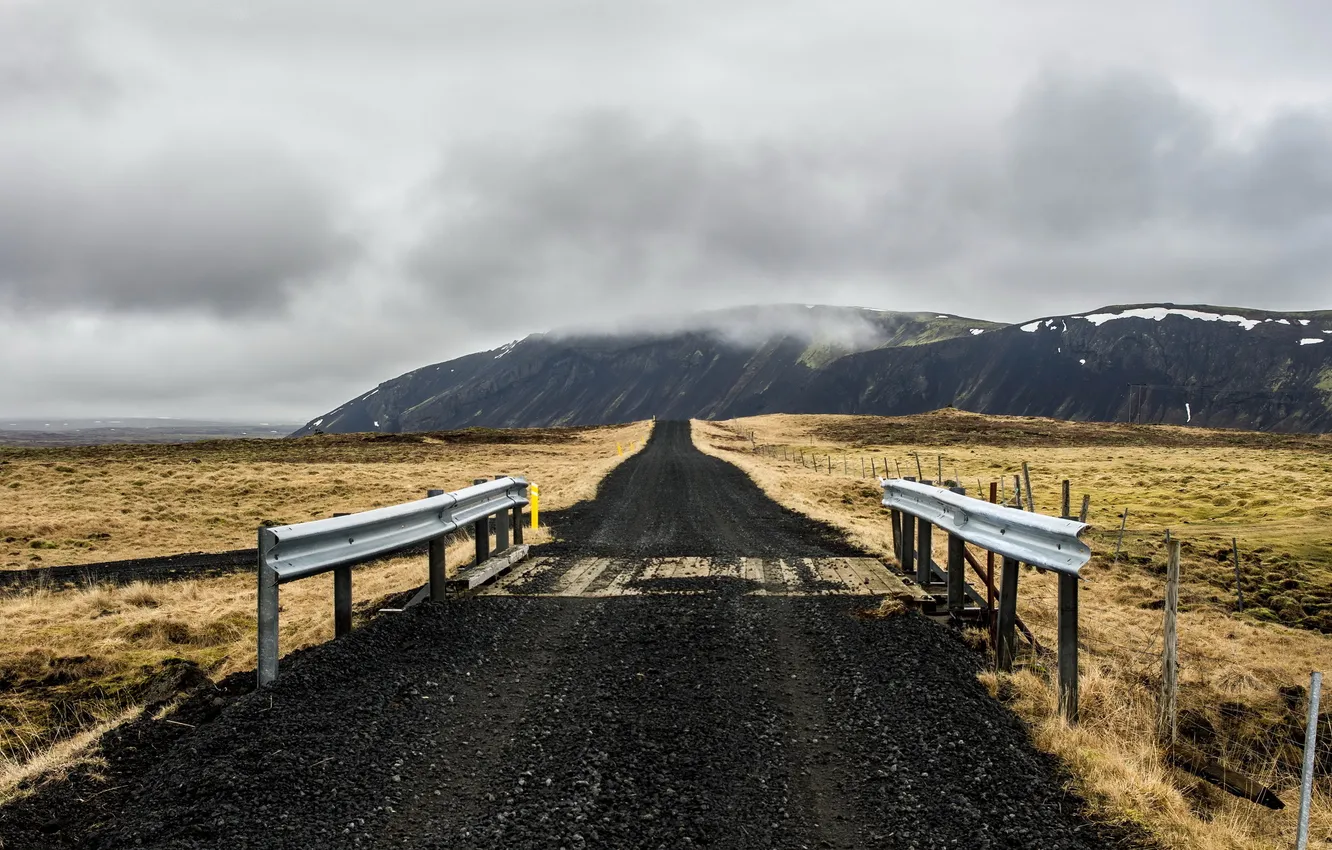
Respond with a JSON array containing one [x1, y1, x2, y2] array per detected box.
[[881, 477, 1090, 720], [257, 476, 529, 685]]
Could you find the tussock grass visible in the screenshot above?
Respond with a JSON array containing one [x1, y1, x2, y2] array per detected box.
[[695, 412, 1332, 849], [0, 421, 650, 793]]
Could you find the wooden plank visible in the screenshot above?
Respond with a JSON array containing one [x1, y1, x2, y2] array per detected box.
[[593, 559, 639, 597], [842, 558, 898, 595], [561, 558, 613, 596], [447, 545, 531, 592], [480, 556, 550, 595]]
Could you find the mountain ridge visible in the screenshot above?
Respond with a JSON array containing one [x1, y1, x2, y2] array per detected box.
[[294, 302, 1332, 435]]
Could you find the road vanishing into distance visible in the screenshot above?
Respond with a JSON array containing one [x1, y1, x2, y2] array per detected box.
[[1, 422, 1140, 849]]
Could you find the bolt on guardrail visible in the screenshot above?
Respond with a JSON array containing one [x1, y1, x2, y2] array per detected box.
[[256, 476, 529, 685]]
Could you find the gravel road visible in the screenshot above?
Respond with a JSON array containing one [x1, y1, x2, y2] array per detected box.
[[0, 421, 1143, 849]]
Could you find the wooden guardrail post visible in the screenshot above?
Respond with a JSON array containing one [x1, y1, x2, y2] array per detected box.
[[511, 500, 523, 545], [332, 511, 352, 635], [997, 556, 1020, 671], [947, 533, 965, 617], [890, 509, 902, 565], [916, 517, 933, 586], [427, 490, 447, 602], [1058, 572, 1079, 722], [473, 478, 490, 564], [493, 475, 510, 550]]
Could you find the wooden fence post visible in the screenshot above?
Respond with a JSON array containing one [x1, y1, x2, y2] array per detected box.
[[1058, 572, 1079, 723], [1022, 462, 1035, 512], [1061, 480, 1071, 518], [1079, 494, 1090, 523], [997, 556, 1021, 671], [1158, 539, 1181, 746]]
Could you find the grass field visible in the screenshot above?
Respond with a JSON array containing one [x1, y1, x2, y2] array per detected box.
[[0, 421, 652, 800], [694, 411, 1332, 850]]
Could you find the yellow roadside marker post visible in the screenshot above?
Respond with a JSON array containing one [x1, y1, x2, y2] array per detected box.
[[530, 483, 539, 529], [617, 443, 623, 456]]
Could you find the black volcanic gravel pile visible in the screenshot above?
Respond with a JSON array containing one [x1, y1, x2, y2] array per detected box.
[[0, 421, 1146, 849]]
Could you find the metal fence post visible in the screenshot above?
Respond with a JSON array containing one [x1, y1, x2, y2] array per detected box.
[[1297, 670, 1323, 850], [494, 476, 510, 551], [427, 489, 447, 602], [916, 518, 933, 586], [473, 478, 490, 564], [257, 528, 280, 686], [1058, 572, 1079, 722], [997, 556, 1020, 671], [947, 533, 965, 617]]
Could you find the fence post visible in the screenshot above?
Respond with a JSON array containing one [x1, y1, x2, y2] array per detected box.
[[257, 528, 280, 687], [1022, 462, 1035, 512], [1058, 572, 1079, 722], [427, 490, 447, 601], [1079, 494, 1090, 523], [916, 517, 933, 586], [473, 478, 490, 564], [947, 533, 965, 617], [997, 556, 1020, 671], [1158, 539, 1181, 746], [1231, 538, 1244, 612], [1112, 509, 1129, 565], [1297, 670, 1324, 850], [1061, 480, 1071, 518], [493, 475, 510, 551], [1013, 475, 1023, 510]]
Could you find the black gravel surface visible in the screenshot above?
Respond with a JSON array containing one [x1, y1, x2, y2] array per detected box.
[[0, 421, 1146, 849]]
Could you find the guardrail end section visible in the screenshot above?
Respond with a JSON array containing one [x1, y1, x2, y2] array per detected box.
[[257, 527, 280, 686]]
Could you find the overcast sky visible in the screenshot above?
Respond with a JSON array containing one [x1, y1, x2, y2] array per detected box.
[[3, 0, 1332, 419]]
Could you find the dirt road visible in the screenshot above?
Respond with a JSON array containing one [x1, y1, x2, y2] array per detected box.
[[0, 422, 1137, 849]]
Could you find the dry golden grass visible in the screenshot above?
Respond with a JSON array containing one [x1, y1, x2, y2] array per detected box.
[[0, 422, 650, 568], [695, 413, 1332, 850], [0, 421, 651, 798]]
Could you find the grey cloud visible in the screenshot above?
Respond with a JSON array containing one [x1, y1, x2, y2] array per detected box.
[[0, 144, 355, 315], [0, 3, 116, 109], [408, 70, 1332, 331]]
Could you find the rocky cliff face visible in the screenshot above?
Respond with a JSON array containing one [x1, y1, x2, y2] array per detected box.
[[294, 304, 1332, 436]]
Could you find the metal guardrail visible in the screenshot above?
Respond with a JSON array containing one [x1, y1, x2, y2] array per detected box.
[[880, 475, 1090, 722], [257, 476, 529, 685], [880, 478, 1090, 575]]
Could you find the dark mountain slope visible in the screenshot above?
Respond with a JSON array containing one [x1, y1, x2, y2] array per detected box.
[[794, 305, 1332, 431], [295, 303, 1332, 436], [296, 306, 999, 434]]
